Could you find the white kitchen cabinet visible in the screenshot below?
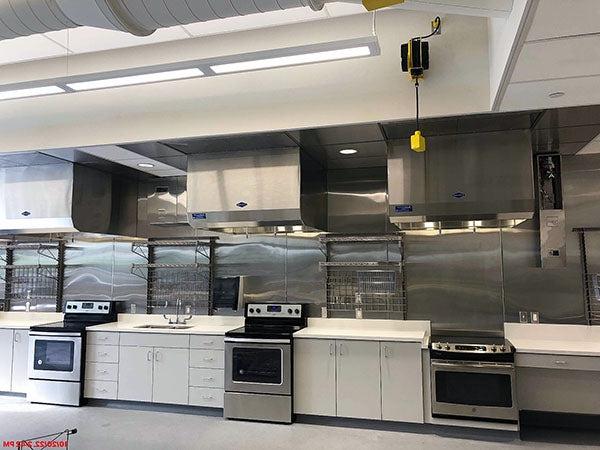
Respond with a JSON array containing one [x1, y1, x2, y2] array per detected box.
[[294, 339, 336, 416], [0, 329, 14, 392], [153, 347, 189, 405], [336, 340, 381, 420], [11, 330, 29, 393], [118, 346, 153, 402], [380, 342, 423, 423]]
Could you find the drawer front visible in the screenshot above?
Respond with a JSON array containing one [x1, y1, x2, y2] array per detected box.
[[86, 345, 119, 363], [87, 332, 119, 346], [190, 349, 224, 369], [84, 380, 117, 400], [119, 332, 190, 348], [189, 368, 224, 388], [189, 387, 224, 408], [516, 353, 600, 371], [85, 362, 118, 381], [190, 335, 224, 350]]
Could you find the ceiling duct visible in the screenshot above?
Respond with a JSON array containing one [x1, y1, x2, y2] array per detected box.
[[187, 147, 327, 233], [0, 162, 112, 234], [0, 0, 371, 41], [388, 130, 535, 229]]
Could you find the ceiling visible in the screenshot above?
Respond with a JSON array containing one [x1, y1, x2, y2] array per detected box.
[[0, 4, 364, 66], [500, 0, 600, 111]]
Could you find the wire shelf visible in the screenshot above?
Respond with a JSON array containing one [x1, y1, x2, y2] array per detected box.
[[320, 261, 402, 268], [584, 273, 600, 323], [6, 265, 59, 302], [319, 234, 404, 243], [147, 269, 210, 311]]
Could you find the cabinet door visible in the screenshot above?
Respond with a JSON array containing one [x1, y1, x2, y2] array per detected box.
[[294, 339, 336, 416], [153, 347, 189, 405], [336, 340, 381, 419], [380, 342, 423, 423], [0, 329, 14, 391], [117, 346, 153, 402], [11, 330, 29, 393]]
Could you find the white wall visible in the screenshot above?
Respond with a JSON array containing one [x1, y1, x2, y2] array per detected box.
[[0, 10, 490, 153]]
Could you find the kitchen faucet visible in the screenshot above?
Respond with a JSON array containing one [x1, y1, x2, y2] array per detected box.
[[163, 299, 193, 325]]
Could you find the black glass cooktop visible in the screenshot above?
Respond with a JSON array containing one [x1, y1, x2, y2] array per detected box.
[[226, 324, 304, 340], [30, 321, 89, 333]]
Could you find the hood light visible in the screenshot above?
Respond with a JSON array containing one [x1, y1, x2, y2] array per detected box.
[[138, 163, 155, 168], [339, 149, 358, 155]]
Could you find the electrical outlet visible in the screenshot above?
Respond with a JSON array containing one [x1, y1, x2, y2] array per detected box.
[[519, 311, 529, 323], [531, 312, 540, 324]]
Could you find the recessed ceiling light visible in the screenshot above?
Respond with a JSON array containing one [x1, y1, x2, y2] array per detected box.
[[548, 92, 565, 99], [138, 163, 155, 168], [339, 149, 358, 155]]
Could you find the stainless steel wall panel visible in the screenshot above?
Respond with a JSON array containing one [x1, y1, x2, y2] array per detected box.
[[63, 237, 113, 303], [111, 239, 147, 313]]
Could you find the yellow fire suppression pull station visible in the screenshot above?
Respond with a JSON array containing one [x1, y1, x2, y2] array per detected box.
[[362, 0, 405, 11], [401, 17, 441, 152]]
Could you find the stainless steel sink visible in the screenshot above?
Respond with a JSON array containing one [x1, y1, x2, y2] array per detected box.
[[135, 324, 193, 330]]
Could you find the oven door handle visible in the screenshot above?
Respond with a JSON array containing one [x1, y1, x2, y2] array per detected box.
[[224, 337, 290, 344], [29, 332, 82, 338], [432, 361, 514, 370]]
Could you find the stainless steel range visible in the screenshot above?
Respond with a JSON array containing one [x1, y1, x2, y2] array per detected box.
[[28, 301, 117, 406], [430, 335, 518, 423], [224, 303, 307, 424]]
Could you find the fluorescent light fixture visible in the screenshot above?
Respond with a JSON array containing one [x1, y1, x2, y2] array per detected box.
[[339, 149, 358, 155], [66, 68, 204, 91], [0, 85, 64, 100], [138, 162, 155, 168], [211, 46, 372, 74]]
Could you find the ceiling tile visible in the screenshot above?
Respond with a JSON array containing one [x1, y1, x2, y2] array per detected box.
[[513, 35, 600, 83], [0, 35, 67, 66], [527, 0, 600, 42]]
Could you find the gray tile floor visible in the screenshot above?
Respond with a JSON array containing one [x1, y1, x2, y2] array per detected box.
[[0, 395, 598, 450]]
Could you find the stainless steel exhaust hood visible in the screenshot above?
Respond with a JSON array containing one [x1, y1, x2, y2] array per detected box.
[[388, 130, 534, 229], [0, 163, 112, 234], [187, 148, 326, 232]]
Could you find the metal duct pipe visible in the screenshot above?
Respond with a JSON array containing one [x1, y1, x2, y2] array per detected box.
[[0, 0, 366, 41]]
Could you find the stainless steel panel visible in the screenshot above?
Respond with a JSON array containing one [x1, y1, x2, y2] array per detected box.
[[224, 392, 292, 423], [540, 209, 567, 268], [64, 237, 113, 303], [111, 239, 147, 312], [405, 230, 504, 334], [28, 379, 81, 406], [388, 130, 534, 226]]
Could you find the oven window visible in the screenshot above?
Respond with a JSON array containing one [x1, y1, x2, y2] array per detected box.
[[33, 340, 75, 372], [435, 371, 512, 407], [232, 347, 282, 384]]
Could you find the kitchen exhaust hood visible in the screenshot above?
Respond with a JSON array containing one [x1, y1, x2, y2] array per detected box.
[[187, 148, 326, 233], [0, 163, 112, 235], [388, 130, 534, 229]]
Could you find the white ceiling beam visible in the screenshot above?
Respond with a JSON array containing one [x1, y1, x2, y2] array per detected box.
[[391, 0, 514, 18]]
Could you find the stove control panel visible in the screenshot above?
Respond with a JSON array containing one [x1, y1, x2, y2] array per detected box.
[[65, 301, 112, 314], [431, 342, 511, 354], [246, 303, 303, 318]]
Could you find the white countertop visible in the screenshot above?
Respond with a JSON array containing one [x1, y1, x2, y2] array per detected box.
[[87, 314, 244, 335], [505, 323, 600, 357], [294, 318, 430, 347], [0, 312, 63, 329]]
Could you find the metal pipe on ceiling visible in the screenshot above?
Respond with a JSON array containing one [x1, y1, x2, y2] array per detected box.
[[0, 0, 367, 41]]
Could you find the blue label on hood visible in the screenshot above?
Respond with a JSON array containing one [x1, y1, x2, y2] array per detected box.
[[452, 192, 466, 199], [394, 204, 413, 213], [191, 213, 207, 220], [236, 202, 248, 208]]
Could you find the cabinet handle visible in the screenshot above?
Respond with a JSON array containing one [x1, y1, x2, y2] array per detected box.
[[99, 370, 109, 374], [339, 344, 344, 356], [98, 336, 108, 341], [155, 350, 162, 362], [147, 350, 153, 361], [202, 377, 214, 381], [204, 341, 214, 345], [99, 352, 109, 357], [329, 343, 334, 356], [201, 395, 214, 400], [383, 346, 389, 358], [555, 360, 568, 365], [14, 333, 20, 343], [203, 357, 214, 362]]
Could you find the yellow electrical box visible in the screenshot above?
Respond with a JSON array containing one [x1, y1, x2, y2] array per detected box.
[[411, 131, 426, 152], [362, 0, 405, 11]]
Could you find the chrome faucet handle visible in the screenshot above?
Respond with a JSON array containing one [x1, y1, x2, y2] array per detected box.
[[163, 314, 175, 325]]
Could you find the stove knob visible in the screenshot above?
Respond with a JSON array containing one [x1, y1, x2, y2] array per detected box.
[[436, 344, 442, 350], [67, 305, 72, 309], [98, 305, 102, 310], [294, 309, 300, 314], [288, 308, 293, 314], [256, 308, 261, 314], [445, 345, 451, 351], [500, 346, 506, 352], [491, 346, 497, 352], [249, 308, 254, 313], [104, 305, 109, 310], [73, 305, 78, 309]]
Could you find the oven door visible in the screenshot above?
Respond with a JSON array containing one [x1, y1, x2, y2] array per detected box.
[[431, 360, 518, 422], [224, 338, 291, 395], [28, 332, 82, 382]]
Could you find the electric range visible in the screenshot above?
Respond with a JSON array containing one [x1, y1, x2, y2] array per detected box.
[[224, 303, 307, 424], [28, 300, 117, 406]]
